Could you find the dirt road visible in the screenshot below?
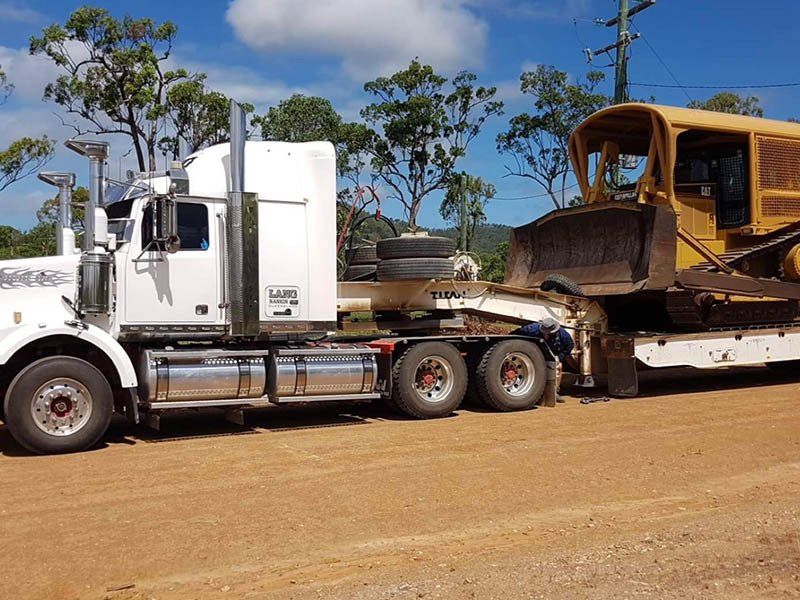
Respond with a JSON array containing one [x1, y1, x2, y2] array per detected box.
[[1, 366, 799, 599]]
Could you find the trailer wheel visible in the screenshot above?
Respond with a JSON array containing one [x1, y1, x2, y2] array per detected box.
[[476, 340, 546, 411], [391, 342, 467, 418], [4, 356, 113, 454]]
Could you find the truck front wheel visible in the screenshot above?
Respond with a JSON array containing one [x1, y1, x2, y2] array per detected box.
[[4, 356, 113, 454], [475, 340, 546, 411], [391, 342, 467, 418]]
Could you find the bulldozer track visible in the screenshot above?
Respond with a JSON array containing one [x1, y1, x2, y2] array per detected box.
[[690, 227, 800, 273]]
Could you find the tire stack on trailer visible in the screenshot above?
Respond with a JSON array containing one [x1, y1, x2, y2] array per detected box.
[[376, 235, 455, 281], [342, 245, 378, 281]]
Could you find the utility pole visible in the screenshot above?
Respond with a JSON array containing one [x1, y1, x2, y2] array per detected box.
[[459, 173, 468, 252], [613, 0, 629, 104], [587, 0, 655, 105]]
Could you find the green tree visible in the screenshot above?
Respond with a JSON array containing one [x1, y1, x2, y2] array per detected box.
[[0, 225, 25, 259], [497, 66, 609, 209], [439, 173, 495, 251], [160, 78, 253, 157], [20, 222, 57, 257], [0, 137, 55, 193], [361, 59, 503, 230], [479, 241, 509, 283], [36, 186, 87, 229], [30, 6, 199, 172], [0, 65, 54, 191], [253, 94, 344, 144], [688, 92, 763, 117]]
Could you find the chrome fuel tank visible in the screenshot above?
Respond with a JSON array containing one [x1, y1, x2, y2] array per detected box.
[[268, 347, 378, 398], [138, 349, 268, 403]]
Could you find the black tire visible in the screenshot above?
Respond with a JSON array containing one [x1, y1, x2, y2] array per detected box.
[[346, 245, 378, 266], [391, 342, 467, 418], [476, 340, 547, 411], [377, 257, 455, 281], [4, 356, 113, 454], [540, 274, 585, 297], [342, 264, 377, 281], [377, 236, 455, 260]]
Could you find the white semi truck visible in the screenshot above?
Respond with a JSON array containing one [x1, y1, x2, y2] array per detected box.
[[0, 104, 597, 454]]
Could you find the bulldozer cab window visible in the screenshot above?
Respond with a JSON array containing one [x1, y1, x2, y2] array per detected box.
[[675, 131, 750, 229]]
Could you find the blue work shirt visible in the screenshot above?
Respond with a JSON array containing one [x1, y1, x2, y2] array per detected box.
[[513, 323, 575, 362]]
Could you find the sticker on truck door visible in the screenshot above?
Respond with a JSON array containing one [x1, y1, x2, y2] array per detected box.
[[266, 285, 300, 318]]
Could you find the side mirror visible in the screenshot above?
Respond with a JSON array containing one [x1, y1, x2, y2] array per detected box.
[[152, 196, 181, 254]]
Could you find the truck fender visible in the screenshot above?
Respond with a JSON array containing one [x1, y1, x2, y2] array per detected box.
[[0, 322, 137, 388]]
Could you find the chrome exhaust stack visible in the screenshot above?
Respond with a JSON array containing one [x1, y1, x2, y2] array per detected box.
[[37, 171, 76, 256], [227, 100, 260, 337], [65, 140, 109, 252], [65, 139, 113, 315]]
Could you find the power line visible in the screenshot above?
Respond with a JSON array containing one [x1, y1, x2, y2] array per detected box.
[[493, 181, 583, 202], [630, 81, 800, 90], [629, 22, 693, 103]]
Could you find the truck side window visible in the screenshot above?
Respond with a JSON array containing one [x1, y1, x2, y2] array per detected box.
[[141, 202, 210, 251]]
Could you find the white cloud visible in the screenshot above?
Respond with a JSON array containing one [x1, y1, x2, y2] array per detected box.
[[0, 45, 61, 102], [226, 0, 487, 79], [186, 61, 309, 109], [0, 3, 45, 24]]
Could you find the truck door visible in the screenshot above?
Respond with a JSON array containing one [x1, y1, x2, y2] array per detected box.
[[123, 199, 222, 325]]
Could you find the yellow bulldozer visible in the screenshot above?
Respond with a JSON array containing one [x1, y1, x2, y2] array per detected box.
[[506, 103, 800, 329]]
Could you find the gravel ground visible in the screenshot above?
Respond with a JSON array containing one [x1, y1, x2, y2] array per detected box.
[[0, 365, 798, 599]]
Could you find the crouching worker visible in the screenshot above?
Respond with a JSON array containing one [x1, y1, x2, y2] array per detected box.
[[513, 317, 578, 402]]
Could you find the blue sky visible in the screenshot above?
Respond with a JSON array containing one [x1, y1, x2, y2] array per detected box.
[[2, 0, 800, 230]]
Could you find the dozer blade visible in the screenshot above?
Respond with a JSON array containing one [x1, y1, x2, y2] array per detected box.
[[505, 201, 678, 296]]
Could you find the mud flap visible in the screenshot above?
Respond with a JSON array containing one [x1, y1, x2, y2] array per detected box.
[[541, 360, 558, 407], [602, 335, 639, 397], [607, 358, 639, 398], [505, 202, 677, 296]]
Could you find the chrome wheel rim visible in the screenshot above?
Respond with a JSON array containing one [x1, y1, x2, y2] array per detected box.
[[414, 356, 454, 403], [500, 352, 535, 397], [30, 378, 93, 437]]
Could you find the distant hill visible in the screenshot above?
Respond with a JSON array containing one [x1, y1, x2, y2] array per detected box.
[[429, 223, 512, 254]]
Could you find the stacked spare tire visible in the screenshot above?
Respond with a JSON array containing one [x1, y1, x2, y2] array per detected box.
[[376, 235, 455, 281], [342, 245, 378, 281]]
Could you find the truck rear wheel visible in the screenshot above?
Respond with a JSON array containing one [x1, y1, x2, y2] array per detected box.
[[475, 340, 546, 411], [391, 342, 467, 418], [4, 356, 113, 454]]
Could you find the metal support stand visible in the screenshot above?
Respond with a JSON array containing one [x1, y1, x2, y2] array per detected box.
[[542, 361, 558, 407]]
